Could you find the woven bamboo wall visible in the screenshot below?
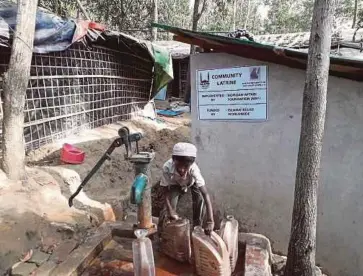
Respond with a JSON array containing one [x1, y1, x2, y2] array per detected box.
[[0, 43, 153, 150]]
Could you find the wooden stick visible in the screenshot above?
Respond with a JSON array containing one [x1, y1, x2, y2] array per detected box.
[[75, 0, 91, 21]]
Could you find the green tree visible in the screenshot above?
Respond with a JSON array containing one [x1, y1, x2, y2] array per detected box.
[[353, 9, 363, 41], [38, 0, 78, 17], [284, 0, 336, 274], [39, 0, 360, 37]]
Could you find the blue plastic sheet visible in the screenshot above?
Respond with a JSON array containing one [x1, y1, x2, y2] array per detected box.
[[156, 109, 184, 117], [0, 2, 76, 53], [154, 86, 167, 100]]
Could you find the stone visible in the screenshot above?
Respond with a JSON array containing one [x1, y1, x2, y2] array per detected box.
[[40, 236, 59, 254], [87, 204, 116, 227], [315, 266, 323, 276], [245, 244, 272, 276], [271, 254, 287, 276], [34, 261, 57, 276], [103, 203, 116, 222], [239, 233, 273, 263], [28, 250, 50, 266], [270, 254, 325, 276], [49, 240, 79, 264], [50, 222, 75, 234], [11, 262, 37, 276]]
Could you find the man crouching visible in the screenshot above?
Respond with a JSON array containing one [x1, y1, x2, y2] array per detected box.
[[158, 142, 214, 235]]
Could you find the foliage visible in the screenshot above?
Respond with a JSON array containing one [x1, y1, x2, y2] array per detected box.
[[38, 0, 361, 36], [358, 9, 363, 22], [38, 0, 78, 18], [88, 0, 153, 31]]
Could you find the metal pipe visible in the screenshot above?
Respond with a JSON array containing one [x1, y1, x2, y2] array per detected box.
[[133, 161, 153, 229]]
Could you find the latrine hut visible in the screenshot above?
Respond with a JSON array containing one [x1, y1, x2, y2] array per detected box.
[[154, 19, 363, 100], [154, 41, 190, 99], [0, 2, 172, 150]]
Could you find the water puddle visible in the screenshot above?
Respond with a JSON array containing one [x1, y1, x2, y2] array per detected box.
[[82, 236, 244, 276]]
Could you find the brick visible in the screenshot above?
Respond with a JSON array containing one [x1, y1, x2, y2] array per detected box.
[[239, 233, 272, 276], [245, 244, 272, 276], [239, 233, 273, 264]]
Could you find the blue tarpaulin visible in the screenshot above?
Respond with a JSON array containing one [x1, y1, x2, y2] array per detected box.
[[0, 2, 77, 53], [156, 109, 184, 117], [0, 1, 174, 95], [154, 86, 167, 100]]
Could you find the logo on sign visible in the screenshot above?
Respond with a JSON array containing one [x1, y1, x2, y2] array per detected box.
[[250, 67, 261, 80], [199, 72, 210, 89]]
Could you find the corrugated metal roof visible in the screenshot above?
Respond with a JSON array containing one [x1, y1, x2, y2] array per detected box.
[[155, 30, 362, 57], [152, 23, 363, 81], [254, 29, 362, 48]]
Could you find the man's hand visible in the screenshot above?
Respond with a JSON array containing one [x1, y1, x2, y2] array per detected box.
[[204, 221, 214, 236], [169, 209, 179, 220], [199, 186, 215, 236]]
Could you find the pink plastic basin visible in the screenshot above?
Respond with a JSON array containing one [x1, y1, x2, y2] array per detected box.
[[60, 143, 85, 164]]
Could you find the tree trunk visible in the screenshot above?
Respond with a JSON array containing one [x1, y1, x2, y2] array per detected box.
[[244, 0, 251, 30], [191, 0, 207, 53], [284, 0, 335, 275], [191, 0, 200, 32], [151, 0, 158, 41], [352, 20, 362, 42], [352, 0, 358, 28], [54, 0, 59, 15], [285, 0, 334, 276], [232, 0, 237, 31], [2, 0, 38, 181]]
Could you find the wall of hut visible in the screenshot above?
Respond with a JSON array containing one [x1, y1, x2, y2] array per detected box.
[[0, 42, 153, 151]]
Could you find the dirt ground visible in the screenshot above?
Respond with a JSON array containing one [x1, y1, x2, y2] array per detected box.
[[0, 115, 191, 274]]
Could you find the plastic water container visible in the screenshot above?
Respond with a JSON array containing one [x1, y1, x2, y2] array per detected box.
[[192, 226, 231, 276], [219, 215, 239, 272], [132, 229, 155, 276], [159, 218, 192, 263]]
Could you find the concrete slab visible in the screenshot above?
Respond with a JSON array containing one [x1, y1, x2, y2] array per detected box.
[[49, 240, 79, 264], [39, 216, 159, 276], [11, 262, 37, 276], [49, 222, 112, 276], [33, 261, 57, 276], [28, 250, 50, 266], [111, 213, 159, 238]]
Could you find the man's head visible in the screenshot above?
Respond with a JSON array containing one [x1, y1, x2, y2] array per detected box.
[[172, 143, 197, 177]]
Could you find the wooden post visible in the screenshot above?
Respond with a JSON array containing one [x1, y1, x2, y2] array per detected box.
[[284, 0, 335, 274]]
